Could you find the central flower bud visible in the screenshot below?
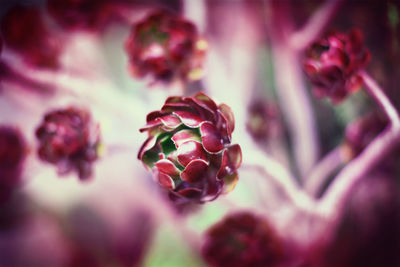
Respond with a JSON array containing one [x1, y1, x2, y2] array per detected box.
[[138, 93, 242, 204]]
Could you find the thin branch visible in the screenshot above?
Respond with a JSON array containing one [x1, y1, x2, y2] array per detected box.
[[289, 0, 343, 51], [241, 142, 316, 215], [243, 162, 316, 215], [318, 72, 400, 219], [359, 70, 400, 128], [271, 43, 320, 180], [304, 147, 344, 197]]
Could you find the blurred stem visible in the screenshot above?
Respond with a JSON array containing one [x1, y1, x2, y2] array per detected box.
[[0, 60, 54, 94], [289, 0, 343, 51], [304, 147, 344, 197], [318, 72, 400, 220], [241, 137, 317, 215], [360, 71, 400, 128], [271, 43, 320, 181], [243, 162, 316, 214], [267, 1, 320, 181]]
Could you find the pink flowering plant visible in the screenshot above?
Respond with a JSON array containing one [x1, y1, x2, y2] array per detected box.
[[0, 1, 400, 266]]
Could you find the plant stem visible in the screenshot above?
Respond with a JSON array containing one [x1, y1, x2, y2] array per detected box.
[[241, 140, 316, 215], [289, 0, 343, 51], [266, 1, 320, 180], [318, 72, 400, 219], [304, 147, 344, 197], [359, 71, 400, 128], [271, 43, 320, 180]]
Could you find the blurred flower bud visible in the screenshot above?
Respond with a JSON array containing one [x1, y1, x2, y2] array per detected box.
[[344, 112, 388, 159], [138, 92, 241, 204], [246, 100, 281, 142], [125, 11, 207, 84], [35, 107, 101, 180], [303, 29, 370, 103], [1, 6, 61, 69], [47, 0, 120, 32], [202, 212, 283, 267]]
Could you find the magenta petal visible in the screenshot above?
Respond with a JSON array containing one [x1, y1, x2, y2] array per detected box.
[[157, 172, 175, 189], [158, 115, 181, 128], [139, 120, 162, 132], [161, 102, 194, 113], [173, 111, 203, 128], [217, 144, 242, 179], [218, 103, 235, 134], [179, 98, 214, 123], [155, 159, 180, 177], [146, 111, 165, 122], [180, 159, 208, 183], [200, 122, 224, 153], [172, 129, 201, 148], [193, 92, 218, 112], [177, 140, 207, 167], [137, 136, 156, 159]]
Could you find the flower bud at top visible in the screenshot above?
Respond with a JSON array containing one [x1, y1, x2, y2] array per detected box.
[[47, 0, 118, 32], [1, 6, 61, 69], [125, 10, 207, 84], [303, 29, 370, 104], [202, 212, 283, 267], [138, 92, 241, 204], [35, 107, 101, 180]]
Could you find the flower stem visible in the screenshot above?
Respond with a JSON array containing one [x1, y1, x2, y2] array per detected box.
[[289, 0, 343, 51], [241, 141, 316, 215], [359, 70, 400, 128], [266, 1, 320, 180], [271, 43, 320, 180], [304, 147, 344, 197], [318, 72, 400, 219]]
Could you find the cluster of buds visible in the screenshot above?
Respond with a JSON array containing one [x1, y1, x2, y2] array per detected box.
[[202, 212, 283, 267], [125, 11, 207, 84], [303, 29, 370, 103], [35, 107, 101, 180], [138, 93, 241, 204], [0, 127, 26, 200], [1, 6, 61, 69], [46, 0, 120, 32]]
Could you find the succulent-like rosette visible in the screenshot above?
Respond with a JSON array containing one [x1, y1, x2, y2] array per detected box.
[[202, 212, 283, 267], [303, 29, 370, 103], [0, 127, 26, 199], [138, 92, 241, 203], [35, 107, 101, 180], [125, 11, 207, 84], [1, 6, 61, 69]]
